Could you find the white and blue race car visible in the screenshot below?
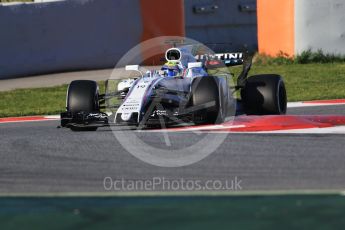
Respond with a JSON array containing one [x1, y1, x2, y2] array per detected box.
[[60, 45, 287, 131]]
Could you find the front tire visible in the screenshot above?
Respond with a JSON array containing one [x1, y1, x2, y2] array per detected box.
[[191, 76, 223, 125], [67, 80, 99, 131]]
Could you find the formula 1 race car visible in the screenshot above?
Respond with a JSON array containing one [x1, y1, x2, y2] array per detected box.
[[60, 45, 287, 131]]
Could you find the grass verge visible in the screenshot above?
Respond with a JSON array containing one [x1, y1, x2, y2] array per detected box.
[[0, 63, 345, 117], [0, 85, 68, 117], [250, 63, 345, 101]]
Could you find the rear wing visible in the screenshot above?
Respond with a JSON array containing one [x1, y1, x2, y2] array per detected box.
[[195, 52, 244, 67], [164, 40, 253, 68]]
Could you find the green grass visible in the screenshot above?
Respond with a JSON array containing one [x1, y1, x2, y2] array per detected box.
[[254, 50, 345, 65], [0, 85, 68, 117], [249, 63, 345, 101], [229, 63, 345, 101], [0, 64, 345, 117]]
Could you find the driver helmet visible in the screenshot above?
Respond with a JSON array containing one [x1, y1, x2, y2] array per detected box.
[[161, 61, 181, 77]]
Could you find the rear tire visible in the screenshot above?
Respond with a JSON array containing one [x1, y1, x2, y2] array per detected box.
[[241, 74, 287, 115], [67, 80, 99, 131]]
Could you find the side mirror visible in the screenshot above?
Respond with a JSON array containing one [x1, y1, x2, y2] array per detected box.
[[125, 65, 140, 71]]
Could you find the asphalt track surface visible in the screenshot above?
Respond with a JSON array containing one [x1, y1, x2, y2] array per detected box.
[[0, 105, 345, 194]]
